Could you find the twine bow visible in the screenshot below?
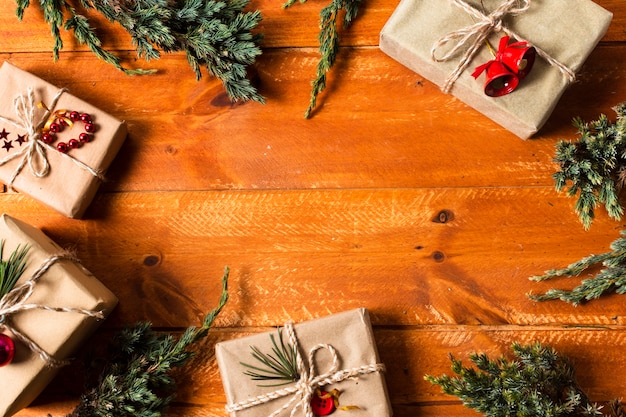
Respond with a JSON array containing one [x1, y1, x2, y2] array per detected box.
[[225, 322, 386, 417], [0, 251, 104, 367], [0, 88, 103, 190], [430, 0, 576, 93]]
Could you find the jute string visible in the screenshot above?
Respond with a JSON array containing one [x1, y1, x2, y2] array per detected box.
[[0, 251, 104, 367], [430, 0, 577, 93], [225, 322, 386, 417], [0, 87, 103, 190]]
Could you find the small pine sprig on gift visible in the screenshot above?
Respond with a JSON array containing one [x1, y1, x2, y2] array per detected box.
[[528, 231, 626, 305], [64, 267, 229, 417], [240, 327, 300, 386], [553, 103, 626, 229], [425, 342, 605, 417], [13, 0, 264, 103], [283, 0, 363, 118], [0, 240, 29, 298]]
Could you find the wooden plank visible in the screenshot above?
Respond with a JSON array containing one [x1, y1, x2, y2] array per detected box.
[[15, 325, 626, 416], [0, 44, 624, 193], [0, 188, 623, 329]]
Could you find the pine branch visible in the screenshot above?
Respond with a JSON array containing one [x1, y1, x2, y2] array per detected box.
[[0, 240, 29, 298], [65, 267, 229, 417], [553, 103, 626, 229], [426, 342, 604, 417], [528, 231, 626, 305], [240, 327, 300, 386], [283, 0, 363, 118], [13, 0, 264, 103]]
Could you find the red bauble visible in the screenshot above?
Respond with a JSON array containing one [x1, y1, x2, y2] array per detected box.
[[0, 334, 15, 366]]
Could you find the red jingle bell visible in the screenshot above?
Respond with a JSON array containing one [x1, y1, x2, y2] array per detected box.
[[499, 36, 536, 79], [472, 59, 519, 97], [0, 333, 15, 367]]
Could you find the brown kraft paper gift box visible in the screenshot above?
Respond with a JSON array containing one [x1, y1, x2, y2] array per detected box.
[[0, 61, 127, 217], [379, 0, 613, 139], [216, 308, 392, 417], [0, 214, 118, 417]]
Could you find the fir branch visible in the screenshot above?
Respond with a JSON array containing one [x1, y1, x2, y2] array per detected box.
[[528, 231, 626, 305], [0, 240, 29, 298], [64, 267, 229, 417], [283, 0, 363, 118], [553, 103, 626, 229], [426, 342, 604, 417], [13, 0, 264, 103], [240, 327, 299, 386]]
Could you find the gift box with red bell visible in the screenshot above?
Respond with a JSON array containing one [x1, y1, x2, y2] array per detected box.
[[379, 0, 612, 139], [0, 214, 117, 417], [215, 308, 392, 417], [0, 62, 127, 217]]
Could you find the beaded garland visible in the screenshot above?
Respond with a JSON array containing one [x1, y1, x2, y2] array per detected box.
[[40, 110, 96, 153]]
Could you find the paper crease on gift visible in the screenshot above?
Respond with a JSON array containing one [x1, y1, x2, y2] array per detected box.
[[379, 0, 613, 138], [0, 214, 118, 417], [0, 62, 128, 217], [215, 308, 392, 417]]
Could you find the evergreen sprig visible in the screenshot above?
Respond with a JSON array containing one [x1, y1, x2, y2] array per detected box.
[[426, 342, 605, 417], [64, 267, 229, 417], [283, 0, 363, 118], [529, 231, 626, 305], [14, 0, 264, 103], [0, 240, 29, 298], [240, 327, 300, 386], [553, 103, 626, 229]]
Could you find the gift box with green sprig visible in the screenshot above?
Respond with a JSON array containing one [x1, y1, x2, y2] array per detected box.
[[215, 308, 391, 417], [379, 0, 612, 139], [0, 62, 127, 218], [0, 214, 117, 417]]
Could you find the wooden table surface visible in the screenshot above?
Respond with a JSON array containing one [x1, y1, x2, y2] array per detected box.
[[2, 0, 626, 415]]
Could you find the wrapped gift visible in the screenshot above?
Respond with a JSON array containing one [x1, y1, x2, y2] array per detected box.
[[0, 214, 118, 417], [0, 62, 127, 217], [379, 0, 613, 139], [216, 308, 391, 417]]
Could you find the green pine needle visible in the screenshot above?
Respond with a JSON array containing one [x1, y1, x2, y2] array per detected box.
[[240, 327, 300, 386], [284, 0, 363, 118], [0, 240, 30, 298], [553, 103, 626, 229], [528, 231, 626, 305], [426, 342, 604, 417], [13, 0, 264, 103]]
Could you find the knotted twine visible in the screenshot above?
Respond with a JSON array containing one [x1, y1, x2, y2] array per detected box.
[[0, 251, 104, 367], [430, 0, 577, 93], [225, 322, 386, 417], [0, 87, 103, 190]]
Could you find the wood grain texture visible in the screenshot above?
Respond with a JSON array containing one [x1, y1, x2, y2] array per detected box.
[[0, 0, 624, 416]]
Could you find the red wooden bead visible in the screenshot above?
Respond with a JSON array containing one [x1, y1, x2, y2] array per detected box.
[[41, 132, 55, 144], [0, 333, 15, 367], [79, 133, 92, 143], [84, 123, 95, 133], [310, 391, 335, 416], [68, 139, 81, 149], [80, 113, 92, 123], [57, 142, 68, 153], [69, 111, 80, 121], [49, 122, 62, 133]]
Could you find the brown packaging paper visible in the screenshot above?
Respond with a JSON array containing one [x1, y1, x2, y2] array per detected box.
[[379, 0, 613, 139], [0, 214, 118, 417], [216, 308, 392, 417], [0, 62, 127, 217]]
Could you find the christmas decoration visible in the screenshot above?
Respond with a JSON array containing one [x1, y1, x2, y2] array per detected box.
[[216, 308, 390, 417], [426, 342, 610, 417], [284, 0, 363, 118], [65, 268, 229, 417], [552, 103, 626, 230], [379, 0, 612, 138], [12, 0, 264, 103], [0, 62, 127, 218], [529, 230, 626, 305], [0, 214, 117, 417]]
